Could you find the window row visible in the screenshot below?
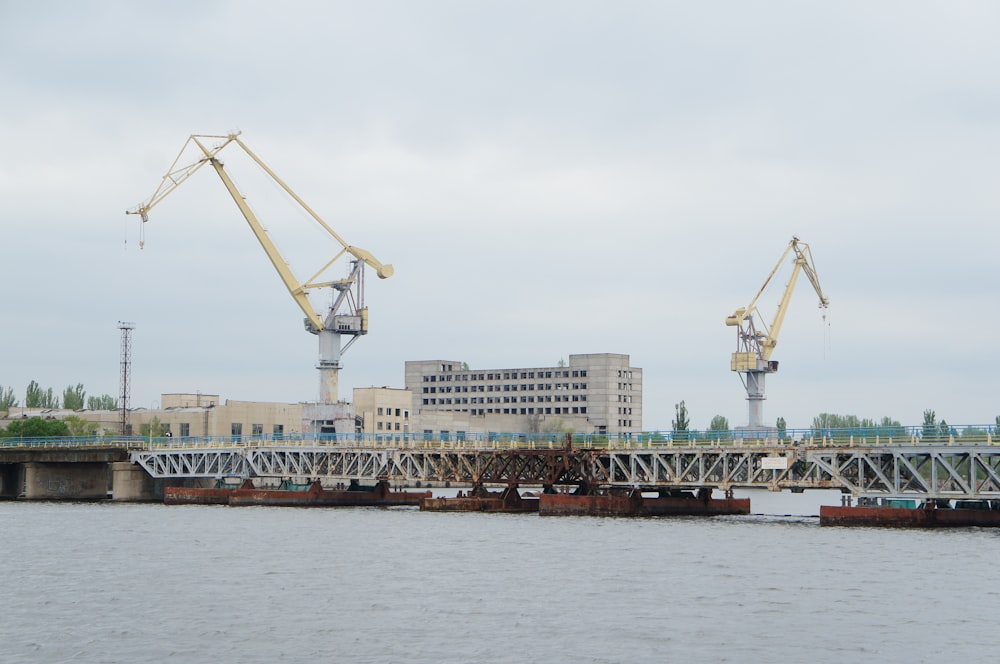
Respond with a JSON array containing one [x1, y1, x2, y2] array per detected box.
[[423, 382, 585, 394], [376, 421, 408, 431], [424, 369, 588, 382], [376, 407, 409, 418], [457, 406, 588, 416], [423, 394, 587, 406], [229, 423, 285, 437]]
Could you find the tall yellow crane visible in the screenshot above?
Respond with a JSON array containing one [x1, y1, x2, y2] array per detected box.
[[726, 236, 829, 429], [127, 132, 393, 404]]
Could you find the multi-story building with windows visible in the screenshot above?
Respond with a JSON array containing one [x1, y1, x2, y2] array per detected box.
[[353, 387, 411, 438], [138, 394, 305, 439], [404, 353, 642, 436], [2, 355, 642, 440]]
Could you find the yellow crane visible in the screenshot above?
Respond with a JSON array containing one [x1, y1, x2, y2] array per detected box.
[[127, 132, 393, 404], [726, 236, 829, 429]]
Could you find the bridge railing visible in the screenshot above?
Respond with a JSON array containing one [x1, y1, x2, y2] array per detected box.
[[0, 436, 148, 450], [3, 424, 999, 450]]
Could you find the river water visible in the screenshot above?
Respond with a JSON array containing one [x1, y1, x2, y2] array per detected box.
[[3, 495, 998, 663]]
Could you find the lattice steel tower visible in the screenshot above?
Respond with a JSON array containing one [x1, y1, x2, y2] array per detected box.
[[118, 321, 135, 435]]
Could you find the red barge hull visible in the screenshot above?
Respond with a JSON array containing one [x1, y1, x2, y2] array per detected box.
[[820, 505, 1000, 528], [164, 481, 429, 507], [539, 491, 750, 517], [420, 487, 539, 513], [164, 487, 235, 505], [644, 495, 751, 516]]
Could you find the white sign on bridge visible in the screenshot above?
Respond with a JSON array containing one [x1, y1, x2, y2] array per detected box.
[[761, 456, 790, 470]]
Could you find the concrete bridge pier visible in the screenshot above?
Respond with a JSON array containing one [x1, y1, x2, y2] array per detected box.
[[111, 462, 159, 501], [0, 464, 21, 499], [22, 462, 109, 500], [110, 462, 192, 502]]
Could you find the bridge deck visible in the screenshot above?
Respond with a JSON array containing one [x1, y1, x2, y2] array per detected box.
[[4, 435, 999, 500], [123, 439, 1000, 501]]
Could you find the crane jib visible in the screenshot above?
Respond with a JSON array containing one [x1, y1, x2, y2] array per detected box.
[[126, 132, 393, 405]]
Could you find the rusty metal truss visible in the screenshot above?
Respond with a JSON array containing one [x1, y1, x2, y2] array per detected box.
[[129, 443, 1000, 500]]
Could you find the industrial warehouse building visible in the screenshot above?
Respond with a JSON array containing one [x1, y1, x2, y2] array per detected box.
[[403, 353, 642, 437], [2, 353, 641, 439]]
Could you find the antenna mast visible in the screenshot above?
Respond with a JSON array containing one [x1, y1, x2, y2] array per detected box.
[[118, 321, 135, 436]]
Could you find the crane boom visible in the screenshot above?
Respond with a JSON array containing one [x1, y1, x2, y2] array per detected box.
[[761, 240, 827, 360], [726, 236, 828, 429], [127, 132, 393, 404]]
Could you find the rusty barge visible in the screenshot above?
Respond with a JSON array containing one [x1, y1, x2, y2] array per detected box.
[[164, 480, 430, 508], [539, 488, 750, 517], [419, 484, 749, 517], [820, 499, 1000, 528], [420, 486, 539, 513]]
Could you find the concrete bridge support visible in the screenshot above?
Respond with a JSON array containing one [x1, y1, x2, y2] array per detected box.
[[111, 462, 163, 502], [0, 464, 22, 499], [22, 462, 109, 500]]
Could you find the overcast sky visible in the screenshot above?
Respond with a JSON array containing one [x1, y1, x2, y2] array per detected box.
[[2, 1, 997, 431]]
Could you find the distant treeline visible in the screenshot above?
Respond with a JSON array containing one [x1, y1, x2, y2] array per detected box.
[[0, 381, 117, 411], [673, 404, 1000, 437]]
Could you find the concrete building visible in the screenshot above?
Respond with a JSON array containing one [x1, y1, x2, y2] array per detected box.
[[1, 395, 320, 439], [352, 387, 412, 438], [130, 395, 309, 439], [2, 392, 400, 440], [1, 354, 642, 440], [148, 394, 305, 438], [404, 353, 642, 436]]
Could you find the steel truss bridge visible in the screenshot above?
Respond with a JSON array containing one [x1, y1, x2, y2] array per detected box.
[[129, 440, 1000, 501]]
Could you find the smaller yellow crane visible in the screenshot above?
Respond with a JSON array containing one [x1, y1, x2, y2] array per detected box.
[[726, 236, 829, 429], [127, 132, 393, 404]]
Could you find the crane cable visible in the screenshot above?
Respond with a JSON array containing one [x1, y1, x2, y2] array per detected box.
[[124, 214, 146, 249], [822, 309, 831, 360]]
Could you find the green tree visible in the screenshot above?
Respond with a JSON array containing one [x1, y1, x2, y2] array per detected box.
[[25, 380, 58, 408], [139, 417, 169, 438], [64, 415, 99, 437], [707, 414, 730, 441], [811, 415, 904, 439], [921, 409, 937, 441], [0, 386, 17, 411], [62, 383, 86, 410], [87, 394, 118, 410], [672, 401, 690, 440], [812, 413, 863, 431], [708, 415, 729, 431], [812, 413, 878, 441], [1, 417, 70, 438], [776, 416, 787, 439], [995, 415, 1000, 436], [875, 416, 906, 439]]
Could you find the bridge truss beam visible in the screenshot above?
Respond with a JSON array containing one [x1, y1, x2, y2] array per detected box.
[[131, 449, 246, 478], [129, 444, 1000, 500]]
